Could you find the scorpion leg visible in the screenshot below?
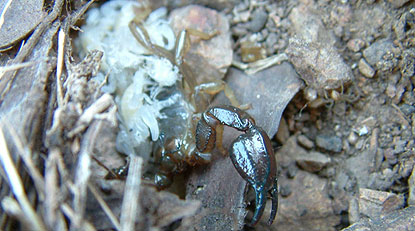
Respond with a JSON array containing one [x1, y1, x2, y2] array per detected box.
[[194, 80, 241, 108], [129, 21, 175, 62], [175, 28, 218, 65], [215, 124, 227, 155]]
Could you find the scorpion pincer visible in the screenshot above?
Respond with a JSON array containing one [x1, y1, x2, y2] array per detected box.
[[196, 105, 279, 226]]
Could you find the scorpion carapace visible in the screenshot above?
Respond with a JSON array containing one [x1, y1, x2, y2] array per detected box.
[[196, 105, 279, 226]]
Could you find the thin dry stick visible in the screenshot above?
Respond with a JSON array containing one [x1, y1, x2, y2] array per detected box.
[[61, 203, 95, 231], [0, 61, 36, 80], [120, 155, 143, 231], [0, 127, 46, 231], [56, 28, 66, 107], [2, 122, 46, 199], [67, 93, 114, 138], [71, 121, 103, 231], [0, 0, 13, 30], [1, 196, 34, 229], [87, 183, 121, 231], [44, 148, 65, 230]]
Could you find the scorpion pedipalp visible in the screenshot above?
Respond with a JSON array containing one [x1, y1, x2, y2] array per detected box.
[[196, 105, 278, 226]]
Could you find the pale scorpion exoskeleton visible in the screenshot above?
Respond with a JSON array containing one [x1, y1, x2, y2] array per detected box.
[[126, 14, 278, 226]]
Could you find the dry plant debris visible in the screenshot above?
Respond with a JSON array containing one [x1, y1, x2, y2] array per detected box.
[[0, 1, 200, 230]]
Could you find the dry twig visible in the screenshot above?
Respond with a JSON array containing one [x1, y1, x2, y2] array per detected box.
[[88, 183, 121, 231], [0, 126, 46, 231], [71, 120, 104, 231], [120, 155, 143, 231]]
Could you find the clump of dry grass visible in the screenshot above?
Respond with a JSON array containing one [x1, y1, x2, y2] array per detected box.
[[0, 1, 200, 231]]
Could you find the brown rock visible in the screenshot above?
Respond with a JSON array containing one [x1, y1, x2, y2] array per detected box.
[[169, 5, 233, 83], [343, 206, 415, 231], [296, 151, 331, 173], [286, 38, 353, 93], [358, 188, 405, 219], [272, 171, 340, 231]]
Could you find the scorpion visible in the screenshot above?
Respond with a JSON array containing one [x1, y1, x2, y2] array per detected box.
[[117, 13, 279, 226]]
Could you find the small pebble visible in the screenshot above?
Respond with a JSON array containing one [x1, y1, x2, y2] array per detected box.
[[297, 134, 315, 149], [287, 163, 298, 178], [358, 58, 375, 78], [355, 138, 365, 150], [316, 134, 343, 153], [347, 38, 365, 52], [363, 39, 395, 67], [357, 125, 369, 136], [304, 87, 318, 102], [385, 83, 397, 98], [319, 166, 336, 178], [279, 184, 292, 197], [400, 104, 415, 116], [296, 151, 331, 173], [248, 8, 268, 32], [348, 132, 358, 145]]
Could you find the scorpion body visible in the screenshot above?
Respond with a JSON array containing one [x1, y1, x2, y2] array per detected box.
[[129, 19, 279, 224], [81, 2, 279, 225]]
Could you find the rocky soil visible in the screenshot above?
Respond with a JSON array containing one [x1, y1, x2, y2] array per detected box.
[[224, 0, 415, 230], [0, 0, 414, 231]]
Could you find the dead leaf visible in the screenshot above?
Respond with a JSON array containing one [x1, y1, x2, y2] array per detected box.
[[0, 0, 45, 48]]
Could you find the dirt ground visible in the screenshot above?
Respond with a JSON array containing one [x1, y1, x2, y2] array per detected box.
[[0, 0, 414, 230]]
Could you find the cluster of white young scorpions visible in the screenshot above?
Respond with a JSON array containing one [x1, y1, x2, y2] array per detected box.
[[112, 17, 279, 226]]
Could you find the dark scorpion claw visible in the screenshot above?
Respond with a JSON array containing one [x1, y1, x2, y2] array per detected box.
[[196, 105, 278, 226]]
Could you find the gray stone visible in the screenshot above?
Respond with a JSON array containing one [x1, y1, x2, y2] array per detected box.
[[363, 39, 395, 67], [316, 134, 343, 153], [279, 184, 292, 197], [288, 3, 335, 45], [248, 8, 268, 32], [345, 149, 376, 188], [287, 163, 299, 178]]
